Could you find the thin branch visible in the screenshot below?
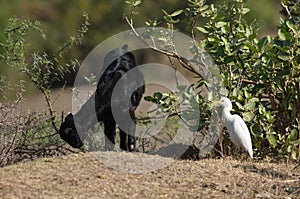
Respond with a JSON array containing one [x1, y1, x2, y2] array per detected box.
[[167, 56, 179, 86], [124, 15, 203, 78], [281, 2, 291, 16], [41, 89, 59, 134], [136, 112, 178, 122]]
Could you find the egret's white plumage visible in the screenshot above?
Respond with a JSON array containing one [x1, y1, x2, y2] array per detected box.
[[212, 97, 253, 158]]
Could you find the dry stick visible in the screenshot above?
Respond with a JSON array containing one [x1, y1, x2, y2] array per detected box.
[[228, 65, 233, 97], [296, 82, 300, 158], [190, 15, 211, 73], [53, 81, 67, 105], [0, 86, 23, 166], [41, 89, 59, 134], [167, 55, 179, 86], [23, 68, 59, 134], [137, 112, 178, 122]]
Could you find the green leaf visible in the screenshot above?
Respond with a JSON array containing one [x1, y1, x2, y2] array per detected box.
[[144, 96, 155, 102], [278, 29, 286, 41], [221, 36, 230, 52], [291, 150, 297, 160], [278, 67, 290, 75], [257, 37, 268, 50], [278, 55, 291, 61], [199, 5, 209, 12], [215, 21, 227, 28], [170, 9, 183, 17], [196, 26, 208, 34], [196, 80, 207, 88], [286, 20, 297, 33], [250, 123, 263, 137], [161, 9, 169, 16], [242, 112, 255, 122], [235, 102, 244, 110], [153, 92, 163, 100], [133, 0, 141, 6], [220, 87, 228, 96], [241, 8, 250, 15], [244, 89, 251, 99], [266, 133, 278, 148], [244, 98, 258, 110], [288, 139, 300, 146], [287, 129, 298, 142]]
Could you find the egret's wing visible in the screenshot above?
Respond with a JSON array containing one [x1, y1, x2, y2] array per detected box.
[[232, 115, 253, 158]]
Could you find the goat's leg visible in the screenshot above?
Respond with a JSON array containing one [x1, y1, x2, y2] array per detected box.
[[119, 110, 136, 151], [119, 129, 135, 151], [128, 110, 136, 151], [104, 120, 116, 151], [127, 130, 136, 152], [119, 129, 128, 151]]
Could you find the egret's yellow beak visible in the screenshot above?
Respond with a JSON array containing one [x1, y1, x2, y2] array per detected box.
[[211, 100, 221, 107]]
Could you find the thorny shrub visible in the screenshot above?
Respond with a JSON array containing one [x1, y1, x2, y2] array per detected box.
[[0, 14, 89, 167]]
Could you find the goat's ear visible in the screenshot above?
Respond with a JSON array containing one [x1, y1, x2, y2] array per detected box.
[[65, 113, 74, 122], [61, 111, 64, 123]]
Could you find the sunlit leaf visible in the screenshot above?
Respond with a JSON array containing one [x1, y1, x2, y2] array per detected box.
[[241, 8, 250, 15], [242, 112, 255, 122], [278, 29, 286, 40], [133, 0, 141, 6], [266, 133, 278, 148], [286, 20, 297, 33], [215, 21, 227, 28], [170, 9, 183, 17], [196, 26, 208, 34]]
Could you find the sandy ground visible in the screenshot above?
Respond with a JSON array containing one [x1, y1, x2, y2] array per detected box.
[[0, 152, 299, 199], [4, 79, 299, 198]]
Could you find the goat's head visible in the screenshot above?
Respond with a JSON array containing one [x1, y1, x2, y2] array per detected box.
[[59, 112, 83, 148]]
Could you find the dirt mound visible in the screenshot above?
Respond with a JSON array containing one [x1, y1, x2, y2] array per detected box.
[[0, 152, 299, 198]]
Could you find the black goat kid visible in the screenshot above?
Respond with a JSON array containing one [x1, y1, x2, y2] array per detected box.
[[59, 45, 145, 151]]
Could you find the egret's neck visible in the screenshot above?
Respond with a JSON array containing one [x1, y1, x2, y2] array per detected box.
[[221, 107, 234, 123]]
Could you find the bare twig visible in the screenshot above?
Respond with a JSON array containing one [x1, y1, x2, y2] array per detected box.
[[167, 56, 179, 86], [124, 15, 203, 78], [42, 89, 59, 133]]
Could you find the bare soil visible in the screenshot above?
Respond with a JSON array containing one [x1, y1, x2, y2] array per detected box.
[[0, 152, 299, 199]]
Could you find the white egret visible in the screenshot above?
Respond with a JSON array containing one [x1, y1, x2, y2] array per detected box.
[[212, 97, 253, 158]]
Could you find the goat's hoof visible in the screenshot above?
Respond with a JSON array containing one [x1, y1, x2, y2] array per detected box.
[[129, 144, 135, 151]]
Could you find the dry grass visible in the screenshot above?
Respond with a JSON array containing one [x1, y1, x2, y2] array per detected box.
[[0, 152, 299, 198]]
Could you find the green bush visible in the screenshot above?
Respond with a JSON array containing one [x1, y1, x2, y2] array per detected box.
[[126, 0, 300, 160]]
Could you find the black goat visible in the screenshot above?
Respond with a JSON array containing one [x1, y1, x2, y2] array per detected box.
[[59, 45, 145, 151]]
